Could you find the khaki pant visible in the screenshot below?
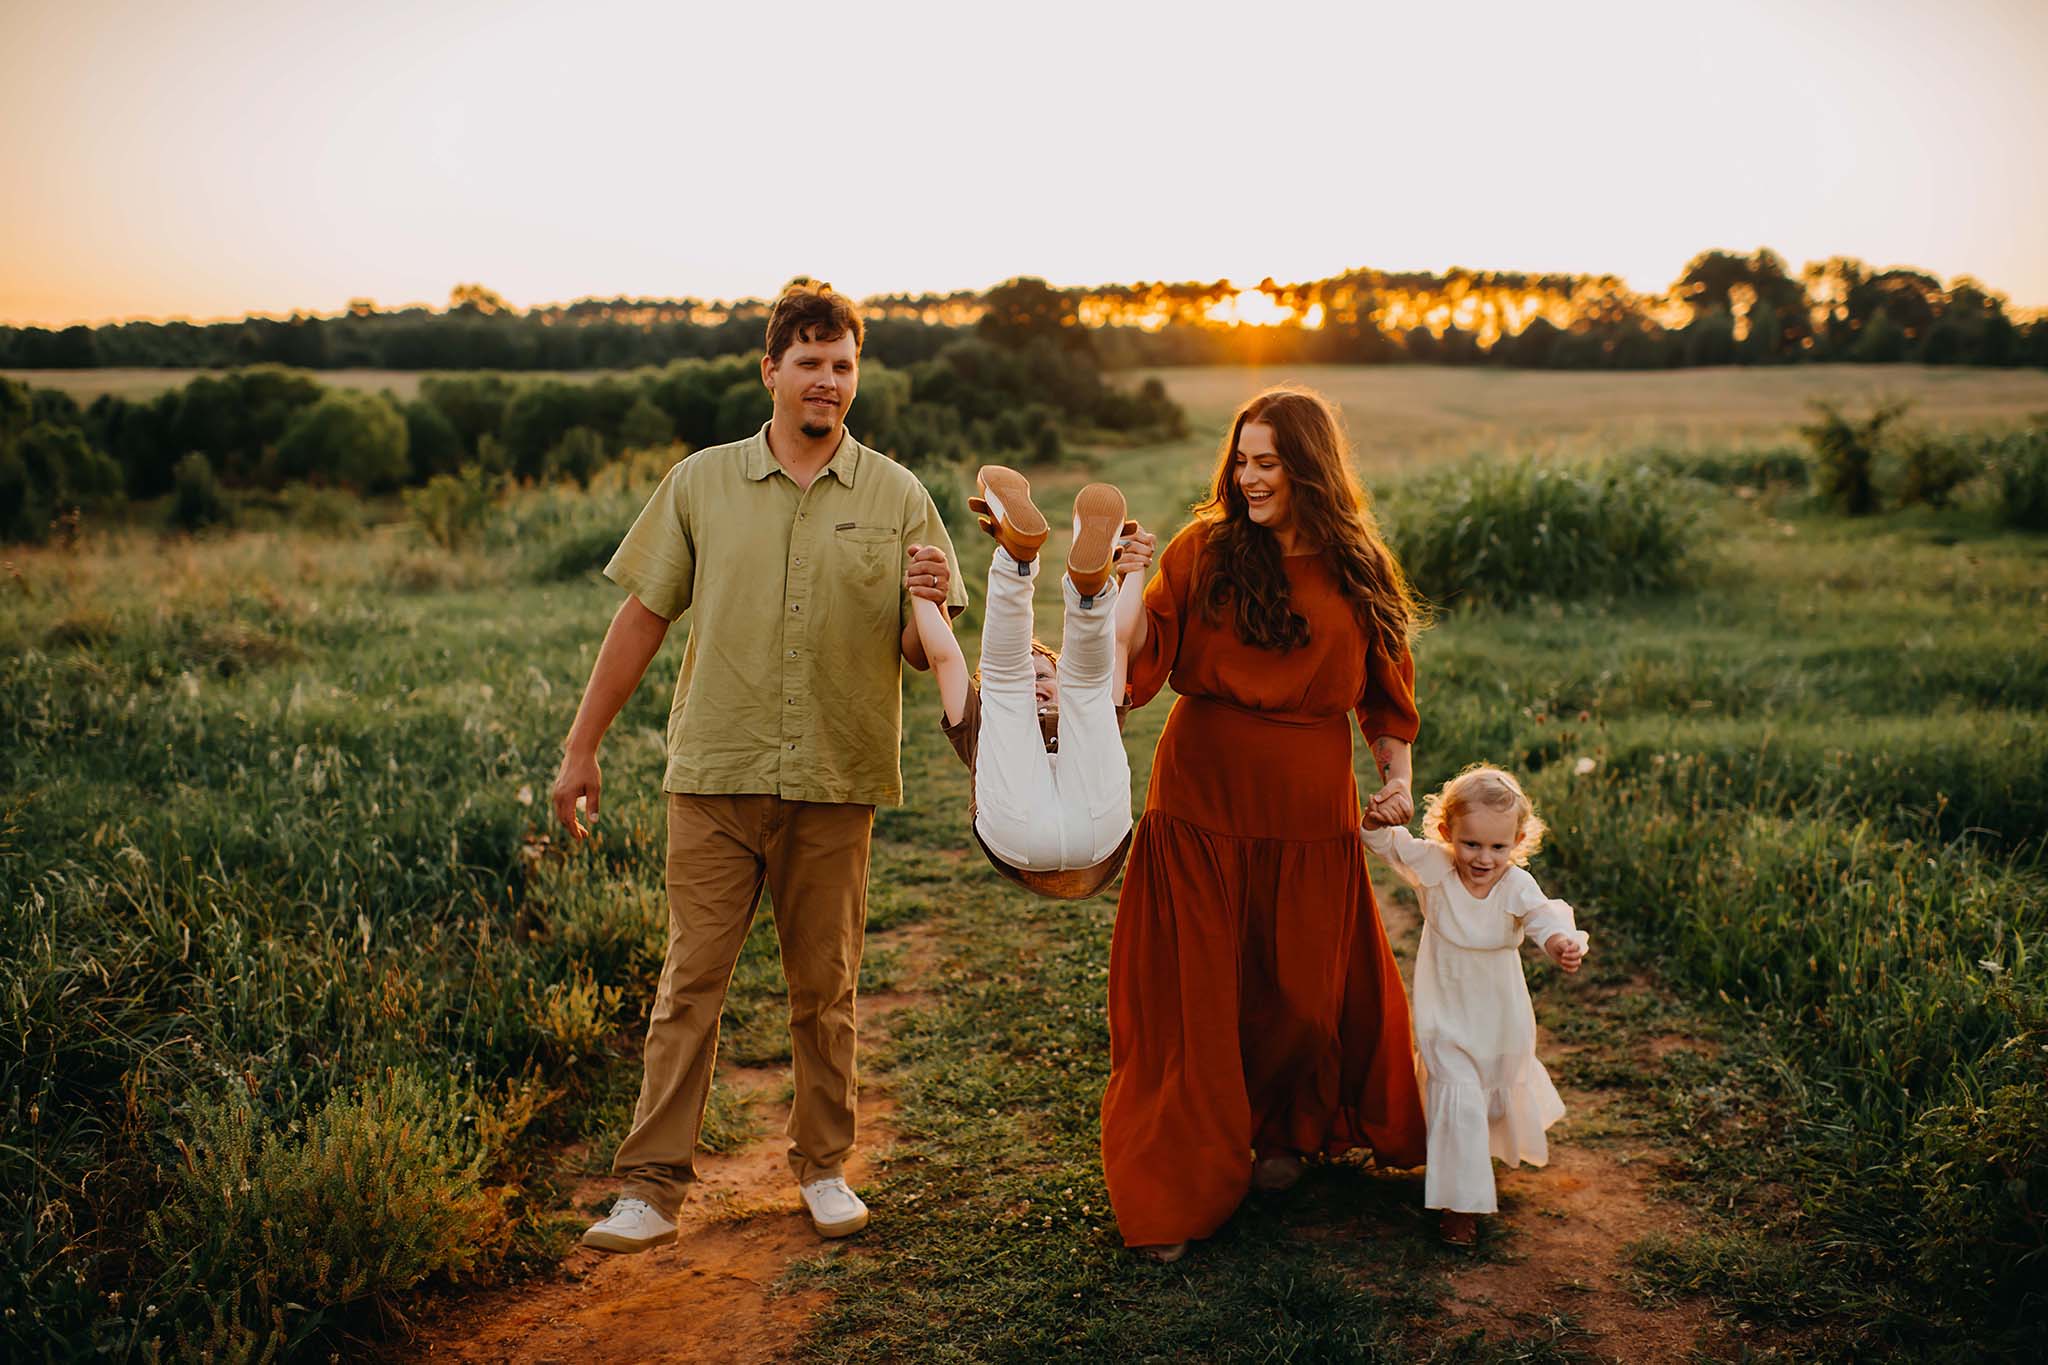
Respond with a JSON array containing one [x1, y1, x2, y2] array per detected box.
[[613, 793, 874, 1215]]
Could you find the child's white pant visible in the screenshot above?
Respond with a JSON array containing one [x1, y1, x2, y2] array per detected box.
[[972, 546, 1133, 871]]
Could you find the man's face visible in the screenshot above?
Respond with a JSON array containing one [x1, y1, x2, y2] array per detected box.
[[763, 330, 860, 440]]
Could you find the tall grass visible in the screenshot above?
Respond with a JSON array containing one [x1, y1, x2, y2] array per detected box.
[[0, 514, 839, 1358], [1383, 457, 1696, 607]]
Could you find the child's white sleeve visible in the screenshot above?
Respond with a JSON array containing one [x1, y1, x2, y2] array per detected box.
[[1361, 825, 1447, 890], [1516, 877, 1589, 954]]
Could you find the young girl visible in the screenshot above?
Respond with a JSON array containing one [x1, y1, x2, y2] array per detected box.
[[910, 465, 1156, 899], [1361, 765, 1590, 1245]]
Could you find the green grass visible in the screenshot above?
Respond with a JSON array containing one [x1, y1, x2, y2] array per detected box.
[[4, 394, 2045, 1359]]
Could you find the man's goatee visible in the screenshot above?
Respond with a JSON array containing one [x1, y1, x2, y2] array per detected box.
[[801, 422, 833, 440]]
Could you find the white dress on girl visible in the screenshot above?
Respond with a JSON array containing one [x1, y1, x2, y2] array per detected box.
[[1362, 825, 1589, 1214]]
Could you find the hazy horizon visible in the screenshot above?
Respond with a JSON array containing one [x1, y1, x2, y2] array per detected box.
[[5, 0, 2045, 329]]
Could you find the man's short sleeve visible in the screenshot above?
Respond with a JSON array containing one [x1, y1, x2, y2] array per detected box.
[[904, 483, 971, 622], [604, 461, 694, 620]]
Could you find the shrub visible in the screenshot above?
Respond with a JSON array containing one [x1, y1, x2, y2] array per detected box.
[[405, 465, 501, 549], [169, 452, 231, 531], [1801, 399, 1907, 515], [1989, 426, 2048, 530], [283, 481, 362, 535], [618, 395, 674, 450], [1892, 431, 1981, 508], [404, 398, 465, 482], [145, 1071, 511, 1356], [1386, 458, 1695, 607], [1650, 445, 1809, 490], [276, 390, 410, 493], [547, 426, 606, 489]]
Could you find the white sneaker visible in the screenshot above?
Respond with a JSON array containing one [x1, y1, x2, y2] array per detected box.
[[799, 1175, 870, 1238], [580, 1196, 678, 1253]]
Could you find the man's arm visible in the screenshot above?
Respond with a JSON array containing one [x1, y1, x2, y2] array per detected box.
[[551, 595, 672, 839]]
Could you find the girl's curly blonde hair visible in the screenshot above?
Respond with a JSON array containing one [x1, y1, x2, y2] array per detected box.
[[1420, 764, 1547, 866]]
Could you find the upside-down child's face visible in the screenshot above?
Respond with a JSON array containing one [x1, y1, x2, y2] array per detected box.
[[1446, 805, 1519, 897], [1033, 654, 1058, 712]]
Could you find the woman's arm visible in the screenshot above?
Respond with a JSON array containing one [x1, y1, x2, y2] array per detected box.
[[911, 594, 970, 727], [1363, 735, 1414, 827]]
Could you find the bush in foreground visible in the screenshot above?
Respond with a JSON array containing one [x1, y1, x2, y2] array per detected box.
[[1386, 458, 1695, 607]]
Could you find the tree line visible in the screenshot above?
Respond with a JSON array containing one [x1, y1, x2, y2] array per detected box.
[[4, 250, 2043, 374], [0, 333, 1182, 543]]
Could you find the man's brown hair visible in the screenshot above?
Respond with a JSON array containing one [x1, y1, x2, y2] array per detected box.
[[765, 278, 864, 363]]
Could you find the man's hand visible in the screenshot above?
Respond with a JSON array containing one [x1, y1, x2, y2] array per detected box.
[[906, 543, 951, 604], [1362, 776, 1413, 828], [553, 747, 602, 840], [1115, 523, 1157, 578], [1545, 933, 1585, 974]]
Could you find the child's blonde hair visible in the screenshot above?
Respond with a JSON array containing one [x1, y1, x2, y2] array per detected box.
[[1421, 764, 1547, 866]]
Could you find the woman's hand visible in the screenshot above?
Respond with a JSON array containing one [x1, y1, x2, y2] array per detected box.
[[1362, 776, 1412, 828], [1545, 933, 1585, 974]]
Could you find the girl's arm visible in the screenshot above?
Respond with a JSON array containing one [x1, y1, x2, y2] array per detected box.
[[1112, 524, 1158, 701], [911, 594, 970, 728], [1519, 887, 1589, 973]]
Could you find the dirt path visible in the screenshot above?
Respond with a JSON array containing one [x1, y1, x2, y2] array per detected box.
[[399, 920, 940, 1365], [1376, 899, 1731, 1363]]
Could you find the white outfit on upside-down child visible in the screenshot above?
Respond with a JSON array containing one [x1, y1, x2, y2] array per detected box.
[[961, 544, 1133, 872], [1362, 824, 1590, 1215]]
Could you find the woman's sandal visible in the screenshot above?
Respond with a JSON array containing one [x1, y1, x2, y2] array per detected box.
[[1135, 1241, 1188, 1264], [1067, 483, 1128, 599], [1438, 1211, 1478, 1248], [969, 465, 1049, 567]]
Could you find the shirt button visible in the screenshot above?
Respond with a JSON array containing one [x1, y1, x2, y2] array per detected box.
[[787, 697, 795, 705], [791, 603, 801, 613], [787, 743, 796, 750], [788, 649, 796, 658], [794, 557, 804, 566]]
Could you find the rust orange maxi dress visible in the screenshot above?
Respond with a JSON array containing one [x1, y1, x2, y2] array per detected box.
[[1101, 521, 1428, 1248]]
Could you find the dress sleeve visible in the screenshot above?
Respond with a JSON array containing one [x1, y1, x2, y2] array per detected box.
[[1361, 825, 1450, 890], [1355, 632, 1420, 744], [1123, 523, 1202, 709], [1513, 873, 1589, 953]]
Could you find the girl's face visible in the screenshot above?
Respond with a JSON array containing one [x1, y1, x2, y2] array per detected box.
[[1446, 805, 1519, 896], [1233, 420, 1294, 535]]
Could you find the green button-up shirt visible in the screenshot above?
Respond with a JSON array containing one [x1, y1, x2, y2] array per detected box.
[[605, 423, 969, 806]]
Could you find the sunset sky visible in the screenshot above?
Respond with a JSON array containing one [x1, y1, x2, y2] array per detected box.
[[3, 0, 2044, 327]]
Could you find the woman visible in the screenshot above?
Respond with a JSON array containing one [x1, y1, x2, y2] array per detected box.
[[1101, 384, 1428, 1261]]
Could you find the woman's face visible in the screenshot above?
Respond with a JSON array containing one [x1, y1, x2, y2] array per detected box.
[[1446, 805, 1519, 897], [1233, 420, 1293, 535]]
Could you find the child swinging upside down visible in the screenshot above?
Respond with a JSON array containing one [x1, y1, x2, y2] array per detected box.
[[1361, 765, 1591, 1247], [909, 466, 1157, 899]]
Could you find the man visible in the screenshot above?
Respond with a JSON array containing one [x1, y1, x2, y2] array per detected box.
[[551, 279, 966, 1253]]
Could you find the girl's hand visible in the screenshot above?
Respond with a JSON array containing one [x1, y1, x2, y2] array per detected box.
[[1114, 523, 1157, 578], [1363, 776, 1412, 828], [1545, 933, 1585, 974]]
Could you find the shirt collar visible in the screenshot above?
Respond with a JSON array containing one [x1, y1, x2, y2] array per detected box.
[[744, 423, 862, 487]]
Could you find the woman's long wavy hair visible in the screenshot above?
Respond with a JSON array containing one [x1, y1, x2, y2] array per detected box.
[[1194, 385, 1425, 656]]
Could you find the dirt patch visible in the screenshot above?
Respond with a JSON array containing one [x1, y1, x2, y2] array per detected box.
[[1369, 871, 1726, 1361], [397, 921, 932, 1365], [1436, 1087, 1729, 1363]]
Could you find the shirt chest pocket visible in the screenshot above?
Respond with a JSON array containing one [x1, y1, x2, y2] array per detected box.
[[826, 524, 902, 620]]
